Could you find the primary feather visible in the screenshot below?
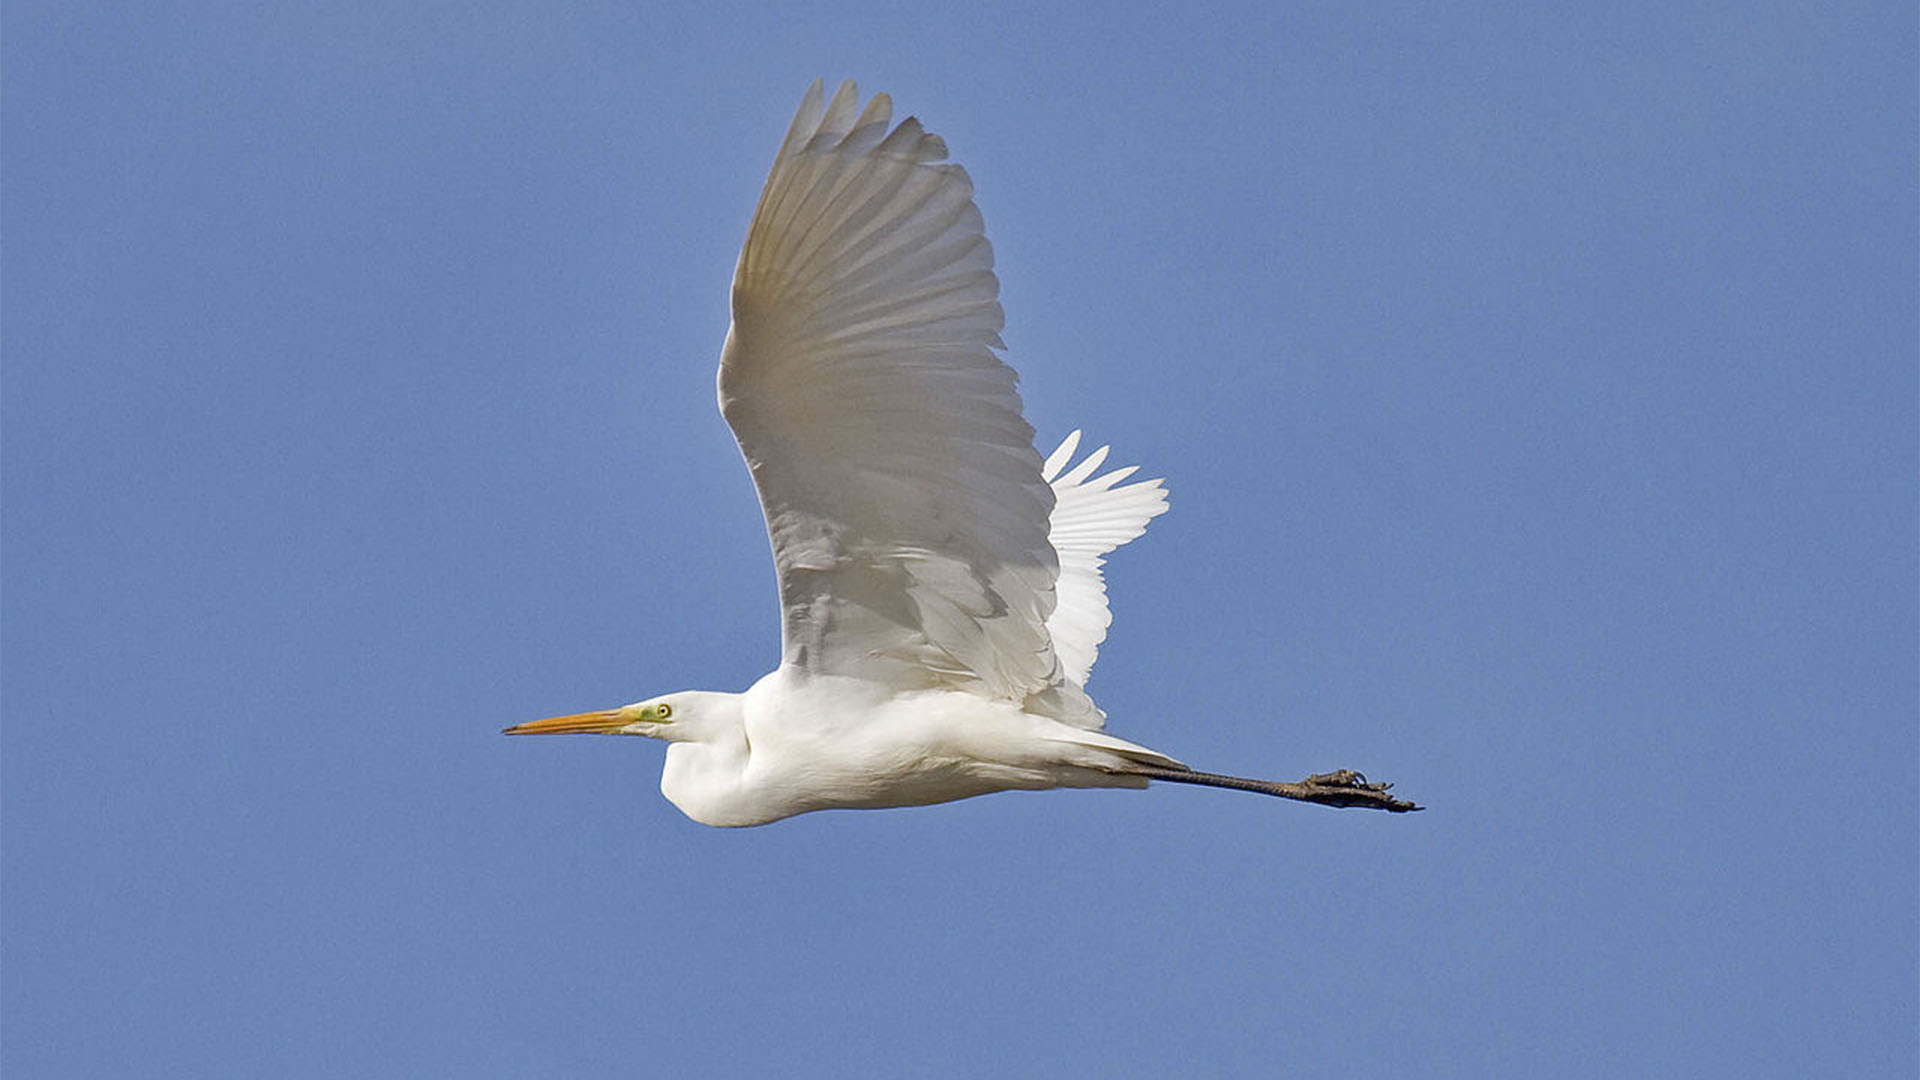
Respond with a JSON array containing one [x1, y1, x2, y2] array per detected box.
[[1042, 431, 1170, 689]]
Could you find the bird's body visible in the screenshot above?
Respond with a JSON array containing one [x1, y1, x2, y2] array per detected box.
[[505, 81, 1420, 824], [653, 673, 1173, 827]]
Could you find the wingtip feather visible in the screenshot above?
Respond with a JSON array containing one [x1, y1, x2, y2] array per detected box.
[[1043, 433, 1170, 686]]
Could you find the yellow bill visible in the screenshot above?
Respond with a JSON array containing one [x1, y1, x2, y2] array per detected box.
[[502, 709, 631, 736]]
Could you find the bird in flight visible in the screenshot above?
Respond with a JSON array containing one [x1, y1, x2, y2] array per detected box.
[[505, 81, 1419, 825]]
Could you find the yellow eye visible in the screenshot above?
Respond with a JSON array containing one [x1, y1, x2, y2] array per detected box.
[[655, 703, 672, 720]]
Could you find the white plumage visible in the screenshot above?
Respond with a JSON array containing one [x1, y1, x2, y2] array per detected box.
[[505, 81, 1418, 824], [1043, 430, 1169, 689]]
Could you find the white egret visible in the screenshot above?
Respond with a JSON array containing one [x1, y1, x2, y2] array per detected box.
[[506, 81, 1418, 825]]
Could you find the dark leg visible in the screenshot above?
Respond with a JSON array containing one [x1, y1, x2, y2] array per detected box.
[[1129, 765, 1422, 812]]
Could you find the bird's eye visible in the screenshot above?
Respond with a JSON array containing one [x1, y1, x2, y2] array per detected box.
[[655, 703, 672, 720]]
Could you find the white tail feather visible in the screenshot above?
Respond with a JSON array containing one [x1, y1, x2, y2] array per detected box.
[[1042, 430, 1169, 687]]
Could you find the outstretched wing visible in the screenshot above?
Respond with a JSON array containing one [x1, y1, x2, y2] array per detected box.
[[719, 81, 1072, 713]]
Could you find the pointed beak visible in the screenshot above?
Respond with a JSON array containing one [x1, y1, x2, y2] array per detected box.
[[502, 708, 631, 736]]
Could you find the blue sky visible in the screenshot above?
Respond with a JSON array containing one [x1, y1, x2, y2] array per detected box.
[[5, 2, 1914, 1076]]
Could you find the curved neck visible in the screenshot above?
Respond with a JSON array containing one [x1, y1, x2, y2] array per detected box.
[[657, 693, 756, 826]]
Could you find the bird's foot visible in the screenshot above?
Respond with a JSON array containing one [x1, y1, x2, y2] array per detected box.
[[1295, 769, 1422, 812], [1304, 769, 1373, 789]]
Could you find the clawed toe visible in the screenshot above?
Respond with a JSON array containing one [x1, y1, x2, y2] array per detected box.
[[1305, 769, 1384, 791]]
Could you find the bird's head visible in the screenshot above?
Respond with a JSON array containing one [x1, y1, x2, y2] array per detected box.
[[503, 692, 721, 743]]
